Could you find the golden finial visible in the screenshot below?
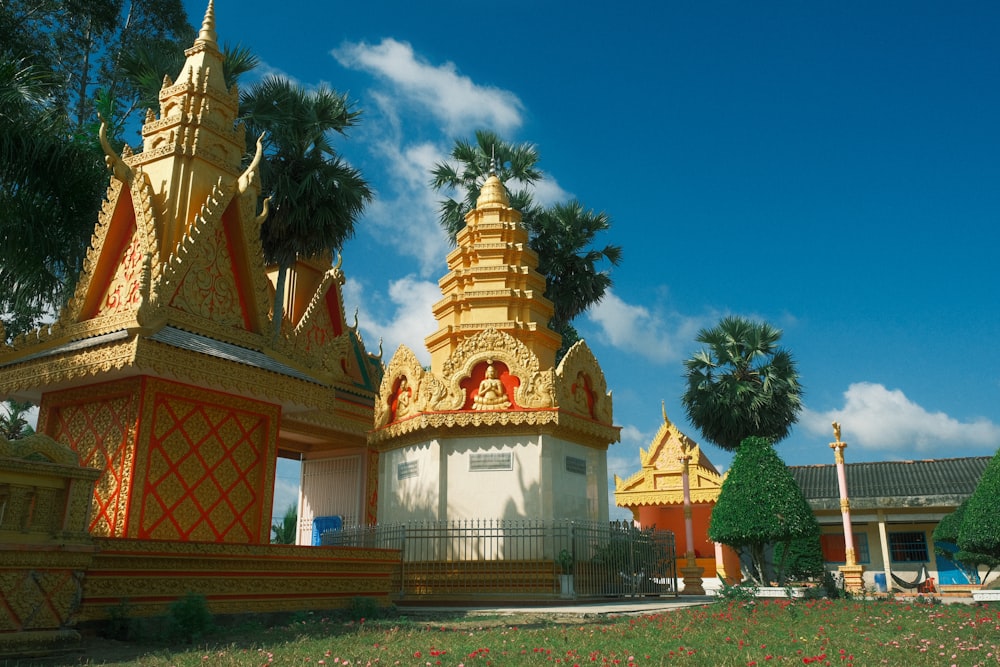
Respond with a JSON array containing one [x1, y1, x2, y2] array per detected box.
[[832, 421, 842, 443], [195, 0, 218, 48], [475, 145, 509, 208], [662, 400, 667, 424], [476, 173, 509, 208]]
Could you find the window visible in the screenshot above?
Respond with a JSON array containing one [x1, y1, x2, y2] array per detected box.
[[820, 533, 870, 564], [889, 531, 928, 562]]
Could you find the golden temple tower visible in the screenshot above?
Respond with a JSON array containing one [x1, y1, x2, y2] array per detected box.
[[370, 169, 619, 523]]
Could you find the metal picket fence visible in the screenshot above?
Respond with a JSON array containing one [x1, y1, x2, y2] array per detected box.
[[324, 519, 677, 600]]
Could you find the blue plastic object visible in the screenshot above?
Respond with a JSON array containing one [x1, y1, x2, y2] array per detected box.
[[312, 515, 343, 546]]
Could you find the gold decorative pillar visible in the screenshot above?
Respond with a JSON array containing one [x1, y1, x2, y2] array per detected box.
[[831, 422, 864, 593], [678, 447, 705, 595]]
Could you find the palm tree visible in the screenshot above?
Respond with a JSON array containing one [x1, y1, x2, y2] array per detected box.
[[270, 503, 297, 544], [240, 76, 372, 341], [430, 131, 621, 362], [528, 201, 623, 333], [681, 316, 803, 451], [0, 400, 35, 440], [430, 129, 541, 241]]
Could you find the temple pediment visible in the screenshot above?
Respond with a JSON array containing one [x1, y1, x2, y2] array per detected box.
[[371, 329, 617, 448], [614, 410, 723, 507]]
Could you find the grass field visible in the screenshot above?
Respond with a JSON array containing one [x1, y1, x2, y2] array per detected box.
[[55, 598, 1000, 666]]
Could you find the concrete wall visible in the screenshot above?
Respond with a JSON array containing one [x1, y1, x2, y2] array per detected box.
[[378, 434, 609, 524]]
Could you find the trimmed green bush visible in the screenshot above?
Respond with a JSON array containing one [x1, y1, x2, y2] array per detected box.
[[709, 436, 820, 584], [957, 448, 1000, 585]]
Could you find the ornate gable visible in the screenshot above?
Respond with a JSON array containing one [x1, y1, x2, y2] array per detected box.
[[60, 176, 159, 328], [615, 409, 723, 507], [281, 255, 379, 389], [555, 339, 613, 425]]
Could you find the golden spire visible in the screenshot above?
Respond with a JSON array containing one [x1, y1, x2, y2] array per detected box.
[[195, 0, 218, 49], [476, 157, 509, 208]]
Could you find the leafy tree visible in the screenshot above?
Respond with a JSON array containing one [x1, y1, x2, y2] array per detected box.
[[957, 448, 1000, 587], [271, 503, 297, 544], [934, 498, 998, 585], [0, 57, 105, 334], [0, 0, 192, 137], [708, 437, 820, 585], [681, 316, 803, 451], [240, 76, 372, 341], [430, 130, 622, 361]]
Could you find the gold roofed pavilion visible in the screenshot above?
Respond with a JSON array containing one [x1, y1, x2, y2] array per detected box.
[[0, 0, 382, 543]]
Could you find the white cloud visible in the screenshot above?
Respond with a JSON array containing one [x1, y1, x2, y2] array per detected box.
[[333, 38, 524, 136], [801, 382, 1000, 455], [586, 291, 709, 364], [346, 275, 439, 367], [528, 175, 571, 208], [361, 138, 452, 275]]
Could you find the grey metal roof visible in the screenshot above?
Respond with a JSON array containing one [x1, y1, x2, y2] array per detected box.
[[148, 326, 323, 385], [0, 329, 130, 369], [789, 457, 991, 501]]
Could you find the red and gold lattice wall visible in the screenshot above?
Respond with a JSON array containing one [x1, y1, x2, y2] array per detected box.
[[40, 377, 280, 544], [40, 378, 142, 538]]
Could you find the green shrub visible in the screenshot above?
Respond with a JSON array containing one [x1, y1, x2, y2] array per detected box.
[[347, 596, 381, 621], [957, 448, 1000, 583], [102, 598, 133, 640], [168, 592, 213, 643], [709, 437, 820, 584], [716, 581, 758, 604]]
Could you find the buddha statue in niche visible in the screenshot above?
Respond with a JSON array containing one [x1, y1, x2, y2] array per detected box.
[[472, 362, 510, 410]]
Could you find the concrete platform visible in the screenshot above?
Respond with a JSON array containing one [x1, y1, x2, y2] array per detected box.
[[397, 596, 716, 617]]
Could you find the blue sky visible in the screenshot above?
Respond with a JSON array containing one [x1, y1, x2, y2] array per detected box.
[[183, 1, 1000, 520]]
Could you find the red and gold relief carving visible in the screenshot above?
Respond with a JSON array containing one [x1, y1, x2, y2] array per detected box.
[[137, 380, 278, 543], [42, 382, 141, 537], [168, 224, 246, 329], [0, 565, 89, 633], [570, 371, 595, 418], [98, 227, 144, 316]]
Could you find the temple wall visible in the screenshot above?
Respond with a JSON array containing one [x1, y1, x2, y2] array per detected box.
[[40, 376, 280, 544], [378, 440, 443, 522], [378, 434, 607, 524], [635, 503, 722, 578], [78, 538, 400, 621], [39, 378, 142, 538]]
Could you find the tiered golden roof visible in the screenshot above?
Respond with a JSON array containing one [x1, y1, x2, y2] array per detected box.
[[425, 172, 562, 371]]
